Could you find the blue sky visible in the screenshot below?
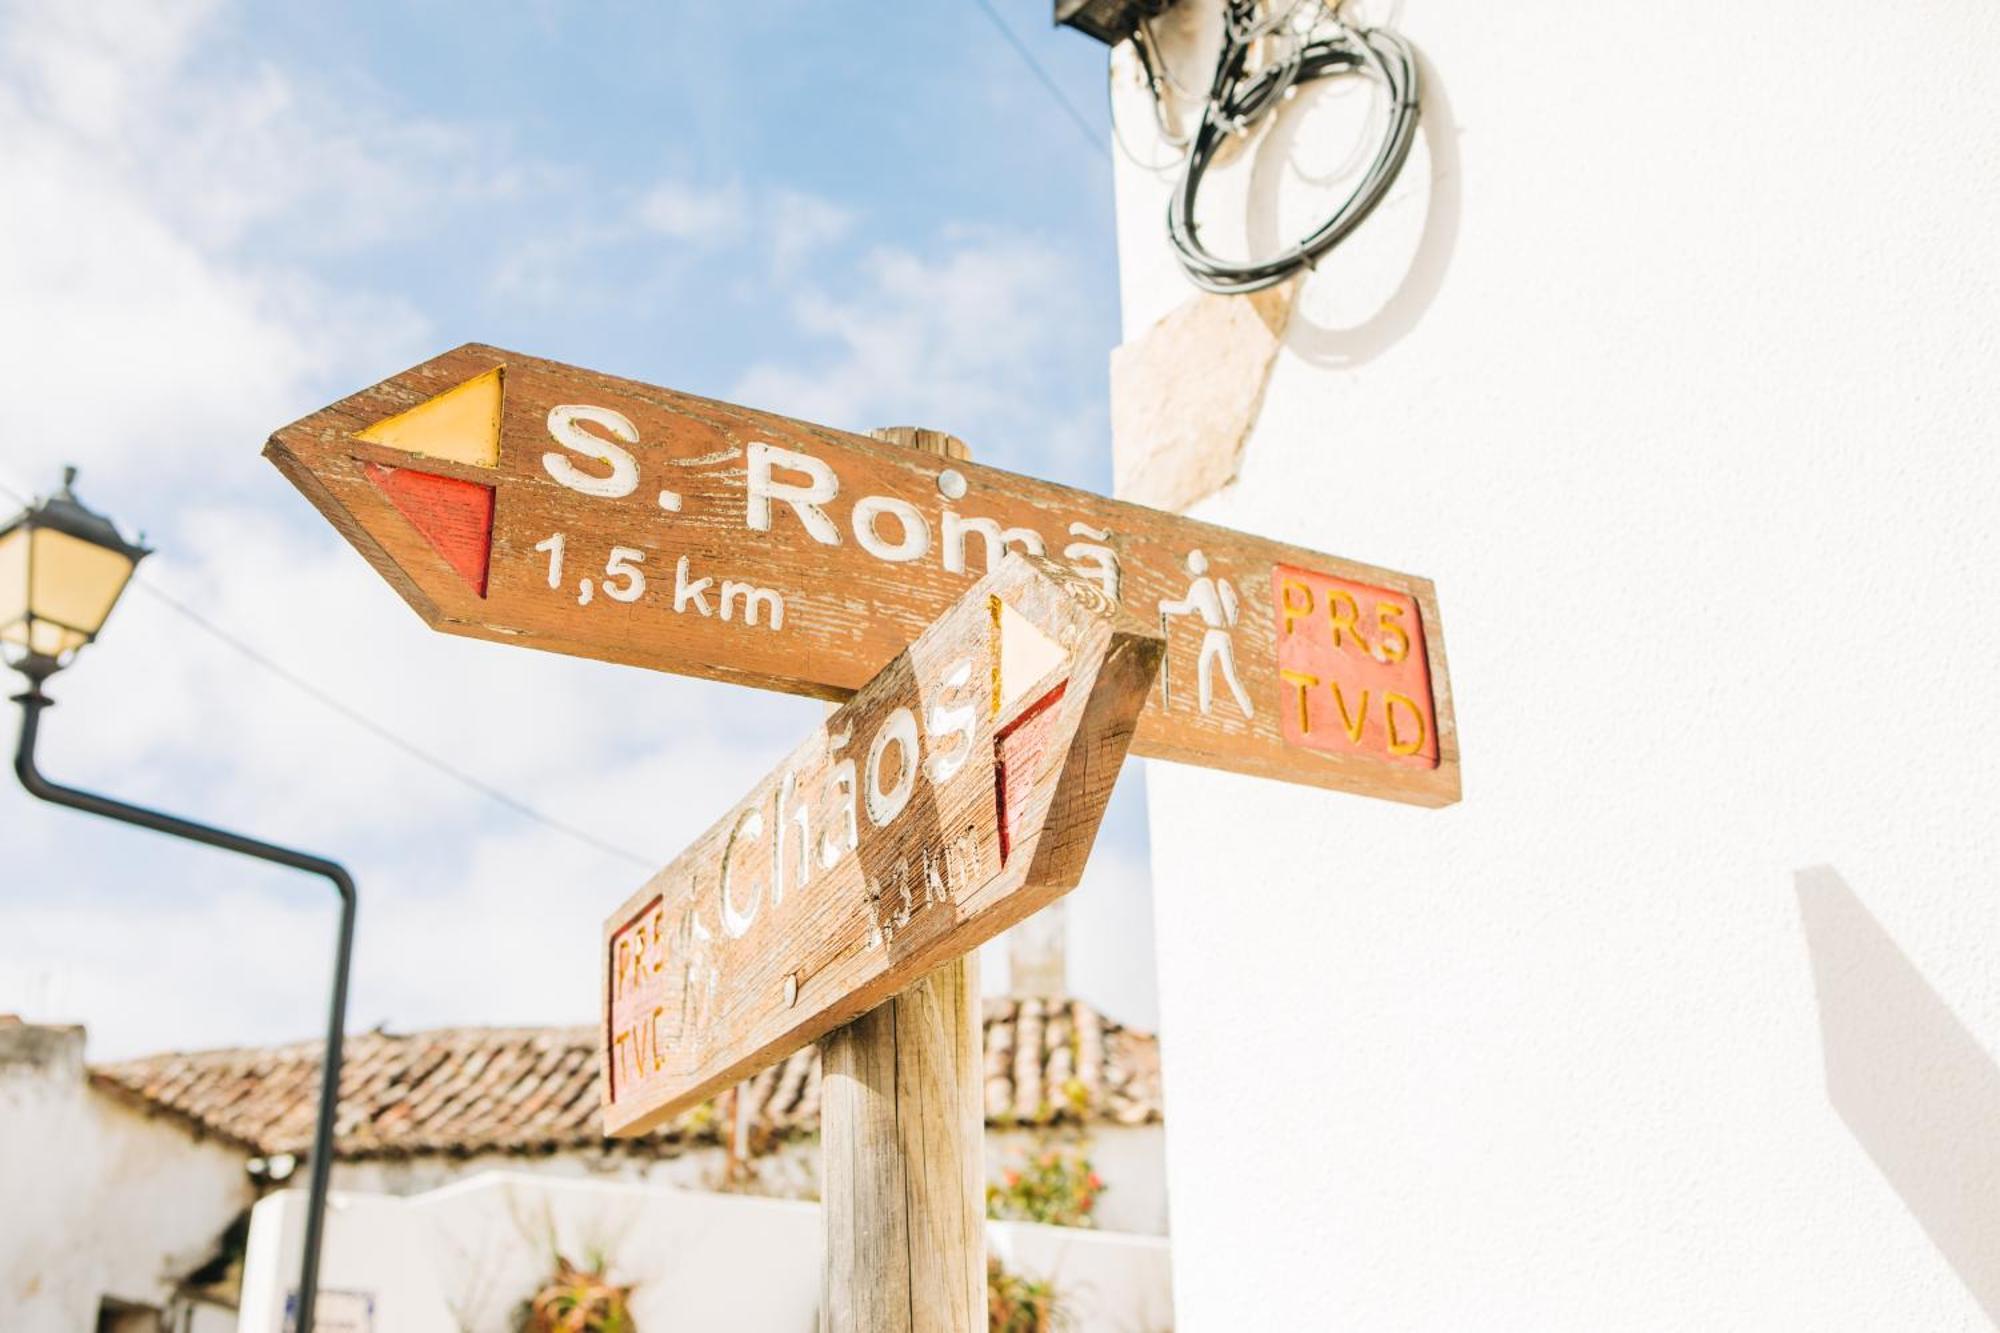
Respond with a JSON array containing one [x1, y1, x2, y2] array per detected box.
[[0, 0, 1156, 1059]]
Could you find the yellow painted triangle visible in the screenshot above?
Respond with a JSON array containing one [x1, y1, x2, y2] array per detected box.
[[991, 594, 1069, 717], [355, 368, 502, 468]]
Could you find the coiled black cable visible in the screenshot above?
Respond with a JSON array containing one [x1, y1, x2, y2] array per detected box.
[[1158, 4, 1422, 294]]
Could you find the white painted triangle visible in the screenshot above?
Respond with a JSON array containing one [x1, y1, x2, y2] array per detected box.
[[355, 367, 502, 468], [992, 595, 1069, 717]]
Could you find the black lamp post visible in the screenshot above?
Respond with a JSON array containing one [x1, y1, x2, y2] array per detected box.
[[4, 468, 355, 1333]]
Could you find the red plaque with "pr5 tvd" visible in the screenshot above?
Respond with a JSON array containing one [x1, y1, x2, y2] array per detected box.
[[1272, 565, 1438, 769]]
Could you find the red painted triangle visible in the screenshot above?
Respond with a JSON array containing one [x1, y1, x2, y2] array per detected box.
[[993, 679, 1068, 864], [364, 463, 495, 597]]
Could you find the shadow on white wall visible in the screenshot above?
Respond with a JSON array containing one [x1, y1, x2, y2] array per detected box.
[[1255, 46, 1461, 368], [1796, 864, 2000, 1325]]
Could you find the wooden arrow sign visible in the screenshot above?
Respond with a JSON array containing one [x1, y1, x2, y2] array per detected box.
[[597, 554, 1160, 1137], [266, 344, 1458, 805]]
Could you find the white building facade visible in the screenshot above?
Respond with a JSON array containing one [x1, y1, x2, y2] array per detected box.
[[0, 1021, 249, 1333], [1109, 2, 2000, 1329]]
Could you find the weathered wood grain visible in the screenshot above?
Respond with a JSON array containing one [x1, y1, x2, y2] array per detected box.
[[598, 553, 1161, 1138], [264, 344, 1458, 806], [819, 997, 909, 1330], [820, 953, 983, 1333]]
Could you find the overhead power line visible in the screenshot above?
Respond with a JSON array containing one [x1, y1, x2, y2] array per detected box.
[[128, 579, 657, 869], [0, 471, 654, 870], [969, 0, 1111, 161]]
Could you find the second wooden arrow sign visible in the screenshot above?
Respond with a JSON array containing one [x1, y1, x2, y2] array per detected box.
[[598, 554, 1160, 1136]]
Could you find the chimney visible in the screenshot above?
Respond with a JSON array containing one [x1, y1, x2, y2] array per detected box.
[[1008, 901, 1067, 998], [0, 1018, 88, 1079]]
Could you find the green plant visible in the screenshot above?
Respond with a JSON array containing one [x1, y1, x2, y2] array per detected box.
[[515, 1254, 635, 1333], [986, 1141, 1104, 1228], [988, 1255, 1062, 1333]]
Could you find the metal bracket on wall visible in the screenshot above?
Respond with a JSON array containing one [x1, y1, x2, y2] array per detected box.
[[1055, 0, 1177, 47]]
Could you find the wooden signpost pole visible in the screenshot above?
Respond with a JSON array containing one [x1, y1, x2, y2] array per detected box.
[[820, 427, 982, 1333], [820, 956, 982, 1330]]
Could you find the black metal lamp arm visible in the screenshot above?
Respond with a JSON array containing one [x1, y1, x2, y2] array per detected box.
[[12, 676, 356, 1333]]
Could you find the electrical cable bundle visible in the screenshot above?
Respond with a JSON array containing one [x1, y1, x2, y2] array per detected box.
[[1137, 2, 1422, 295]]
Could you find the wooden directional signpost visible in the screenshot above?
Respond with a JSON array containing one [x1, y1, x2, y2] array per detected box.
[[266, 344, 1459, 1331], [266, 344, 1457, 805]]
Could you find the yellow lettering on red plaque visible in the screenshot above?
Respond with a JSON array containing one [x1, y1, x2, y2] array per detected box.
[[1273, 564, 1438, 768]]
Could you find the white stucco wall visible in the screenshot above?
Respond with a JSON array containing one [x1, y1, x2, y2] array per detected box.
[[0, 1025, 253, 1332], [1111, 3, 2000, 1329], [239, 1172, 1171, 1332], [336, 1122, 1164, 1232], [330, 1138, 816, 1201]]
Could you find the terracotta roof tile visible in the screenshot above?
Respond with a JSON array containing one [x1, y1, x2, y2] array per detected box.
[[87, 998, 1160, 1159]]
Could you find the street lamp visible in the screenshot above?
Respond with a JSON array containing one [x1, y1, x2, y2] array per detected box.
[[0, 466, 149, 679], [6, 468, 356, 1333]]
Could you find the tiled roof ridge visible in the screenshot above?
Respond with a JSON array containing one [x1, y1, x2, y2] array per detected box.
[[97, 1023, 598, 1067], [87, 997, 1161, 1161]]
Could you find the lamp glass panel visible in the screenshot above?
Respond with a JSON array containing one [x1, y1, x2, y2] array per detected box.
[[0, 525, 26, 640], [28, 527, 136, 642], [26, 618, 88, 657]]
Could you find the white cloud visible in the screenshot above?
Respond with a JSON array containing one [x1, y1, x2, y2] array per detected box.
[[0, 0, 444, 493], [731, 229, 1102, 466], [491, 178, 854, 308], [4, 0, 533, 254], [3, 817, 640, 1060], [488, 220, 625, 306], [635, 179, 746, 241], [0, 0, 213, 139], [0, 880, 343, 1059], [767, 187, 856, 277]]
